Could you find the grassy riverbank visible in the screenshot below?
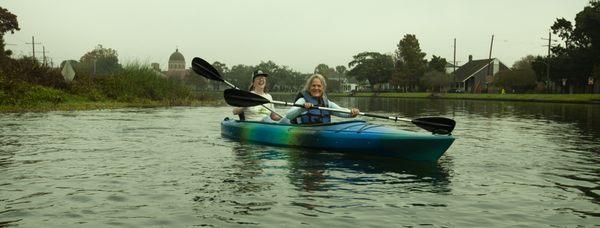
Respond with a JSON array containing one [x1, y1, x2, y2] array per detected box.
[[326, 92, 600, 104], [0, 98, 219, 113], [0, 63, 217, 113]]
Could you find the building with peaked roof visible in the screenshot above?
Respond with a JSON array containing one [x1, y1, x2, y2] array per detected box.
[[453, 55, 509, 93], [340, 76, 359, 92]]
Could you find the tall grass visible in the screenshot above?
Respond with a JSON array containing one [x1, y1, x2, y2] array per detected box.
[[0, 72, 68, 106], [70, 63, 194, 103], [104, 63, 193, 102], [1, 61, 206, 111]]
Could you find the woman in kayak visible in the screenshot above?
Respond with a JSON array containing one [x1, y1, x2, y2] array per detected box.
[[232, 70, 282, 122], [286, 74, 359, 124]]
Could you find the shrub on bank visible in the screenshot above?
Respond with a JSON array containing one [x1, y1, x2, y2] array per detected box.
[[0, 74, 68, 106], [1, 57, 67, 89]]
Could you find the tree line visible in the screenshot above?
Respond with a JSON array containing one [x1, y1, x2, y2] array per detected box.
[[2, 1, 599, 95]]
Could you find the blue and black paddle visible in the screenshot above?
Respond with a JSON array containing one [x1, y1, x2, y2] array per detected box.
[[224, 88, 456, 135]]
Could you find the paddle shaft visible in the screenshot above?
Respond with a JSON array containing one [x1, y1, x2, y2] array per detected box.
[[270, 100, 412, 123]]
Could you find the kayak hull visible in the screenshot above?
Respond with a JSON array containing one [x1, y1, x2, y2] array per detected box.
[[220, 118, 455, 161]]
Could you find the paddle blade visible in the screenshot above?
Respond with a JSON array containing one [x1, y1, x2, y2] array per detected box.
[[411, 117, 456, 135], [224, 89, 270, 107], [191, 57, 223, 82]]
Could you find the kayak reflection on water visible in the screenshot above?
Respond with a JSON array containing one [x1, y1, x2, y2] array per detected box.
[[232, 145, 453, 193]]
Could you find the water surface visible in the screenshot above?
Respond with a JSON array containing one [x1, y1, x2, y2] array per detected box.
[[0, 98, 598, 227]]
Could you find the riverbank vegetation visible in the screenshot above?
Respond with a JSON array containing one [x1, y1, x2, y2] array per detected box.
[[0, 7, 212, 113], [197, 2, 599, 96], [2, 2, 599, 114], [325, 92, 600, 104], [0, 61, 211, 112]]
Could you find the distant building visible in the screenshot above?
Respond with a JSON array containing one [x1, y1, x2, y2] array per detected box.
[[453, 55, 509, 93], [340, 77, 358, 92], [151, 63, 160, 71], [445, 62, 458, 74], [150, 62, 167, 77], [167, 48, 188, 80]]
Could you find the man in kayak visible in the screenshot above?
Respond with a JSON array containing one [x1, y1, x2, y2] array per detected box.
[[232, 70, 282, 122], [286, 74, 360, 124]]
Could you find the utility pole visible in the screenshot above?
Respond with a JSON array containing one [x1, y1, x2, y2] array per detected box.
[[482, 35, 494, 93], [453, 38, 457, 73], [541, 31, 557, 92], [25, 36, 41, 61], [453, 38, 456, 88], [487, 35, 494, 76], [42, 46, 49, 66]]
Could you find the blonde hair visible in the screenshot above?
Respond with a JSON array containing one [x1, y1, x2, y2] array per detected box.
[[303, 74, 327, 93]]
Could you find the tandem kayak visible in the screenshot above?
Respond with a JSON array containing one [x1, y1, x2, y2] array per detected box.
[[221, 118, 455, 161]]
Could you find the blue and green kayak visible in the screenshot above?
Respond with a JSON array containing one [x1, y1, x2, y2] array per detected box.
[[221, 118, 455, 161]]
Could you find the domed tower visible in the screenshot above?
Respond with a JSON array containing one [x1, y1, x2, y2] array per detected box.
[[167, 48, 188, 80]]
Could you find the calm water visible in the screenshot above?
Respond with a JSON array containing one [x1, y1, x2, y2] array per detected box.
[[1, 98, 599, 227]]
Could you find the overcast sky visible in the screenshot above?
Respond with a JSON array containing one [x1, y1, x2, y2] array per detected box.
[[3, 0, 590, 73]]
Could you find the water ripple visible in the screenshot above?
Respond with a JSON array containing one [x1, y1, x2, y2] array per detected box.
[[0, 103, 599, 227]]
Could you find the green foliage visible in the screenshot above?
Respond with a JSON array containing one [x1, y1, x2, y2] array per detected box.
[[79, 44, 122, 76], [0, 77, 67, 106], [186, 68, 209, 91], [212, 61, 229, 75], [227, 64, 254, 90], [347, 52, 394, 87], [314, 63, 335, 76], [546, 1, 600, 90], [0, 7, 20, 60], [0, 8, 200, 109], [95, 64, 193, 102], [512, 55, 536, 70], [335, 65, 347, 74], [428, 55, 447, 73], [392, 34, 428, 91], [1, 62, 196, 108], [420, 70, 452, 92], [494, 68, 537, 93], [531, 56, 548, 82], [266, 65, 306, 92], [68, 74, 106, 101], [224, 61, 305, 92], [0, 57, 67, 89], [0, 7, 20, 36]]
